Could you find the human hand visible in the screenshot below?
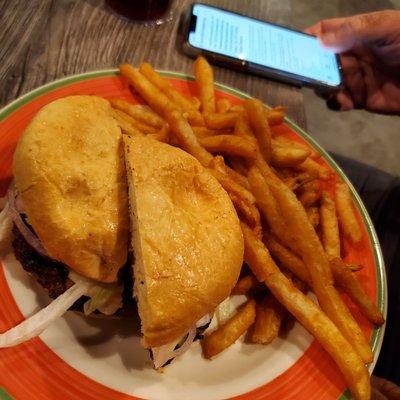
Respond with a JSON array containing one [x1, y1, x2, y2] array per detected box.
[[306, 10, 400, 113], [371, 376, 400, 400]]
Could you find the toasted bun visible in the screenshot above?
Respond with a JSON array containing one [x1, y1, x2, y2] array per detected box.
[[13, 95, 129, 283], [124, 135, 244, 347]]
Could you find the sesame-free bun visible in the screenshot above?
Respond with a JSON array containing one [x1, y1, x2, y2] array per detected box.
[[124, 135, 244, 347], [13, 95, 129, 283]]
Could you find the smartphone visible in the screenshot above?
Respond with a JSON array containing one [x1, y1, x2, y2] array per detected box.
[[183, 3, 342, 92]]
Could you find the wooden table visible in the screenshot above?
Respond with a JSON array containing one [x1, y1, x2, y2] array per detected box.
[[0, 0, 306, 128]]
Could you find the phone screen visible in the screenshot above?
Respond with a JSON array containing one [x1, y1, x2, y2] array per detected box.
[[188, 4, 341, 87]]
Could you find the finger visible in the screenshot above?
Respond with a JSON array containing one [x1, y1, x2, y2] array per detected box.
[[319, 12, 394, 53], [372, 387, 389, 400], [371, 376, 400, 399], [304, 22, 322, 36], [326, 90, 354, 111], [340, 53, 366, 108]]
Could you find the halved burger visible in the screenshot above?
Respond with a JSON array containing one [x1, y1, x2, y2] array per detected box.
[[0, 95, 244, 368]]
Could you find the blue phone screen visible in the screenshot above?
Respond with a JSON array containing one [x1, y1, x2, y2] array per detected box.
[[189, 4, 341, 86]]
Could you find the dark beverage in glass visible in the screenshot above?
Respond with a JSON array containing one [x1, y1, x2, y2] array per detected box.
[[106, 0, 173, 24]]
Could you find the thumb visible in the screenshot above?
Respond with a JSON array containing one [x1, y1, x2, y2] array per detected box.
[[318, 12, 387, 52]]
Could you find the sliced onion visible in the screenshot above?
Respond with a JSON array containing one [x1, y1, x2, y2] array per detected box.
[[216, 297, 235, 326], [7, 184, 49, 257], [0, 201, 13, 248], [0, 280, 91, 348], [152, 327, 197, 369], [196, 314, 211, 328]]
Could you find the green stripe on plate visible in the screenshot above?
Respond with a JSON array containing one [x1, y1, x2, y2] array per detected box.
[[0, 69, 387, 400], [0, 387, 13, 400]]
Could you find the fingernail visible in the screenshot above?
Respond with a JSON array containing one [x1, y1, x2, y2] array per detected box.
[[326, 97, 341, 111]]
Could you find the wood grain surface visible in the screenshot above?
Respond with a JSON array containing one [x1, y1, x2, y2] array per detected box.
[[0, 0, 306, 128]]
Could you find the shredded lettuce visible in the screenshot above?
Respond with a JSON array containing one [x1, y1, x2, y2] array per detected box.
[[215, 297, 235, 326]]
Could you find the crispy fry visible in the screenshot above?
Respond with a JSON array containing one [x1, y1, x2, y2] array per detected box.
[[295, 157, 331, 180], [234, 114, 254, 140], [194, 56, 216, 114], [230, 104, 245, 113], [263, 169, 373, 363], [265, 109, 285, 126], [251, 294, 286, 344], [247, 166, 298, 253], [241, 224, 371, 400], [232, 274, 260, 295], [306, 206, 320, 228], [190, 96, 201, 110], [165, 110, 213, 167], [112, 109, 145, 136], [320, 191, 341, 259], [274, 136, 319, 159], [199, 135, 257, 160], [298, 190, 320, 208], [209, 156, 250, 189], [202, 299, 256, 359], [151, 124, 170, 143], [119, 64, 177, 118], [335, 182, 362, 243], [271, 144, 310, 168], [216, 98, 232, 113], [112, 109, 159, 135], [330, 258, 384, 325], [244, 99, 272, 163], [139, 62, 204, 126], [204, 112, 240, 130], [263, 232, 311, 286], [193, 126, 231, 138], [109, 98, 165, 128]]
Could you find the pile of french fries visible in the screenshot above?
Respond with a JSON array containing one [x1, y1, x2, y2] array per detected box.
[[113, 58, 384, 400]]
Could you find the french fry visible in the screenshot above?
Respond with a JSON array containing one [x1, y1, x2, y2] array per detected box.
[[209, 156, 250, 189], [193, 126, 231, 139], [204, 112, 240, 130], [112, 109, 145, 137], [109, 98, 165, 128], [202, 299, 256, 359], [112, 109, 159, 135], [234, 114, 254, 139], [165, 110, 213, 167], [295, 157, 331, 180], [263, 168, 373, 363], [247, 166, 298, 254], [251, 294, 286, 344], [306, 206, 320, 228], [274, 136, 319, 159], [241, 224, 371, 400], [119, 64, 178, 118], [263, 232, 311, 286], [139, 62, 204, 126], [151, 123, 170, 143], [244, 99, 272, 163], [199, 135, 257, 160], [335, 182, 362, 243], [265, 108, 285, 126], [190, 96, 201, 110], [320, 191, 341, 259], [230, 104, 245, 113], [330, 258, 384, 325], [216, 98, 232, 113], [232, 274, 260, 295], [271, 144, 310, 168], [194, 56, 215, 114], [298, 190, 320, 208]]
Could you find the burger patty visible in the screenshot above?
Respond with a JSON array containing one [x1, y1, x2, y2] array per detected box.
[[11, 224, 135, 315]]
